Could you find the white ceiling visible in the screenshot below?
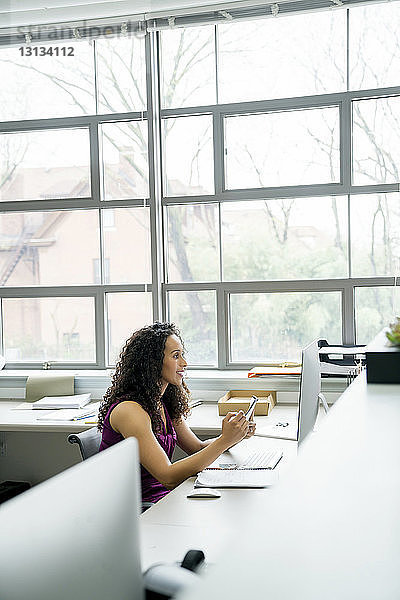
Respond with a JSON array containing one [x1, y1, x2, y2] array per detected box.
[[0, 0, 254, 29]]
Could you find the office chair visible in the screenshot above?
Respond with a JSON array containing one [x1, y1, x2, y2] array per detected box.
[[68, 427, 101, 460], [67, 428, 153, 512]]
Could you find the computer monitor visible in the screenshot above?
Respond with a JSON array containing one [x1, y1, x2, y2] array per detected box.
[[297, 339, 328, 446], [0, 437, 143, 600]]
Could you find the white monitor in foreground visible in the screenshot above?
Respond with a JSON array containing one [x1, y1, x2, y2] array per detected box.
[[0, 437, 143, 600], [297, 339, 325, 446]]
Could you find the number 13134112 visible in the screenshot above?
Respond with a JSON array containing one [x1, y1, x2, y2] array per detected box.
[[19, 46, 75, 57]]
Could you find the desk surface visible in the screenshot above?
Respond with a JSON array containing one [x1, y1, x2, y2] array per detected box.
[[0, 401, 100, 432], [0, 398, 300, 487], [0, 399, 300, 436], [140, 434, 298, 570], [173, 373, 400, 600]]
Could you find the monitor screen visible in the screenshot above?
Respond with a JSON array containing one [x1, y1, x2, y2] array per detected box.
[[0, 437, 143, 600], [297, 339, 321, 446]]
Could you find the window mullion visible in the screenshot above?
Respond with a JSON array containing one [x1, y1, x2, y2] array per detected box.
[[95, 289, 106, 369], [342, 285, 356, 345], [216, 286, 228, 369], [146, 30, 165, 322]]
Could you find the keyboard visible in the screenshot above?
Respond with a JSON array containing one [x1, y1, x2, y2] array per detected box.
[[238, 448, 283, 470]]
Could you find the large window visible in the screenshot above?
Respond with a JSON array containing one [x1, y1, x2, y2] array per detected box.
[[161, 2, 400, 364], [0, 36, 151, 367], [1, 1, 399, 368]]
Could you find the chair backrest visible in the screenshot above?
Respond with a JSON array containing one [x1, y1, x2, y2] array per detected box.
[[68, 427, 101, 460]]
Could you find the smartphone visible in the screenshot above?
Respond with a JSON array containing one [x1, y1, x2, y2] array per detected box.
[[245, 395, 258, 420]]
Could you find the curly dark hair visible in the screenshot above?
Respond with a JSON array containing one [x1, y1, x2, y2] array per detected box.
[[97, 322, 190, 433]]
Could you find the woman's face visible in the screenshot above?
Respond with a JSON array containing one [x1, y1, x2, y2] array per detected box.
[[160, 334, 187, 388]]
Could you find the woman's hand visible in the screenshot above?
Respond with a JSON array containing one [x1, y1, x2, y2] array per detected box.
[[220, 411, 249, 448], [244, 419, 256, 439]]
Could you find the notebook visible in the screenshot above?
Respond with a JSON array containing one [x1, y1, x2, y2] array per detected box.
[[195, 469, 278, 488]]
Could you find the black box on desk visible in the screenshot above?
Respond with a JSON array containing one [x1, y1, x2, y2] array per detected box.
[[365, 329, 400, 383]]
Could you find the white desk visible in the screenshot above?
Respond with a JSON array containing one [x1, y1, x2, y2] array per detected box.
[[0, 401, 100, 432], [0, 400, 102, 483], [0, 398, 299, 484], [140, 434, 298, 570], [166, 373, 400, 600], [0, 399, 298, 434]]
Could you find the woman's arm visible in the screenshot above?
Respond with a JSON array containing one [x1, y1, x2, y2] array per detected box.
[[174, 415, 257, 455], [110, 401, 249, 489], [173, 417, 212, 454]]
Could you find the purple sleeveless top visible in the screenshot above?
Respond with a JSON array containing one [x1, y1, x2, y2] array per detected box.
[[99, 399, 177, 504]]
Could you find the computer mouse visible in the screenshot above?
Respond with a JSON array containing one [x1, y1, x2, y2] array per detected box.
[[186, 487, 221, 499]]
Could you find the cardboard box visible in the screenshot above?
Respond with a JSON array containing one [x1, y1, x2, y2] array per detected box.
[[365, 329, 400, 383], [218, 390, 276, 416]]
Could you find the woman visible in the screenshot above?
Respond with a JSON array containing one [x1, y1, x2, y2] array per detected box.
[[98, 322, 255, 504]]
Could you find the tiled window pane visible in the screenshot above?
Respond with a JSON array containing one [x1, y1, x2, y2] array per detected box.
[[0, 128, 91, 202], [96, 37, 146, 114], [222, 197, 348, 281], [162, 115, 214, 196], [102, 208, 151, 284], [355, 287, 396, 344], [106, 292, 153, 365], [230, 292, 342, 362], [350, 193, 400, 277], [168, 290, 217, 366], [349, 3, 400, 90], [161, 25, 216, 109], [225, 108, 339, 189], [3, 297, 95, 362], [353, 97, 400, 185], [0, 209, 100, 286], [218, 11, 345, 103], [0, 42, 95, 121], [167, 204, 219, 283], [101, 121, 149, 200]]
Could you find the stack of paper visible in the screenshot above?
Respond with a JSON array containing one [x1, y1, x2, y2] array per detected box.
[[36, 402, 100, 422], [248, 365, 301, 377], [32, 393, 91, 410]]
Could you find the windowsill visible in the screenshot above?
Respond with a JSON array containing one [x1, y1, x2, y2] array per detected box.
[[0, 368, 347, 402]]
